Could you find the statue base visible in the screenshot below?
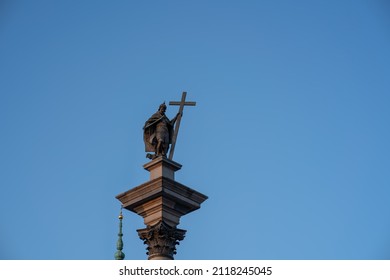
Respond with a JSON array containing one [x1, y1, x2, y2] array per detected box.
[[116, 157, 207, 259]]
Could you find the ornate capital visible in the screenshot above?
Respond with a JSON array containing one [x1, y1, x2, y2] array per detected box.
[[137, 221, 186, 260]]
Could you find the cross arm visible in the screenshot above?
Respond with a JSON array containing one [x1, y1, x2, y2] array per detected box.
[[169, 101, 196, 106]]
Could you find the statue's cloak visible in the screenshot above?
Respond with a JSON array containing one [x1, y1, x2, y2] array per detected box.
[[143, 112, 174, 152]]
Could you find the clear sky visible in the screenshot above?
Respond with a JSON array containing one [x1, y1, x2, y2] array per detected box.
[[1, 0, 390, 260]]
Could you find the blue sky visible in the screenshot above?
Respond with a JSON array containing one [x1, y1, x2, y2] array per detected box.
[[0, 0, 389, 260]]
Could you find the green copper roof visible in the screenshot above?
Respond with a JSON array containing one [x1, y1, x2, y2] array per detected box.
[[114, 207, 125, 260]]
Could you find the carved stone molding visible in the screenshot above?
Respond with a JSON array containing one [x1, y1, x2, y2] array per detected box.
[[137, 221, 186, 260]]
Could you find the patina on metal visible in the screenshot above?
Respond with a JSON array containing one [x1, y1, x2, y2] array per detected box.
[[114, 207, 125, 260], [143, 92, 196, 160]]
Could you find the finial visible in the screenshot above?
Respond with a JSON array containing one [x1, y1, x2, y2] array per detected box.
[[114, 206, 125, 260]]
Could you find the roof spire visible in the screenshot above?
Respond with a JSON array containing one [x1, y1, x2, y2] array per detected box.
[[114, 206, 125, 260]]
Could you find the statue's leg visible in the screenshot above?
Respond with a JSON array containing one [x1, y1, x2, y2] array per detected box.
[[162, 142, 168, 157], [156, 140, 162, 157], [161, 144, 166, 157]]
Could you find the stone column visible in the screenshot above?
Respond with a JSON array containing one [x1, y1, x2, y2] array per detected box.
[[116, 157, 207, 260]]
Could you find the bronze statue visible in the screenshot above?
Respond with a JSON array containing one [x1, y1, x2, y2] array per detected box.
[[143, 103, 180, 159], [143, 92, 196, 160]]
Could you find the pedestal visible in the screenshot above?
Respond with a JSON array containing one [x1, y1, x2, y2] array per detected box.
[[116, 157, 208, 260]]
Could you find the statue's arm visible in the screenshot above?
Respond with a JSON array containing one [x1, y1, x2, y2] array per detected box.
[[171, 112, 181, 125]]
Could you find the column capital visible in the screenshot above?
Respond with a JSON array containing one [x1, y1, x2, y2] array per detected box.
[[137, 221, 186, 260]]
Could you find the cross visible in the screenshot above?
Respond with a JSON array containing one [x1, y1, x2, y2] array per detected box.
[[168, 92, 196, 160]]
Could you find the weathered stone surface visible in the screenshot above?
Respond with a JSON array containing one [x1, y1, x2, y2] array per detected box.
[[115, 157, 207, 259], [116, 175, 207, 227], [143, 156, 182, 180]]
